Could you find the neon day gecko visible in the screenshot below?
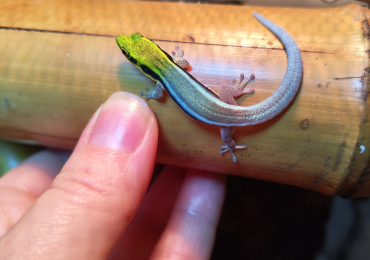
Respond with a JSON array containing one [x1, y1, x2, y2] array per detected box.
[[116, 13, 303, 162]]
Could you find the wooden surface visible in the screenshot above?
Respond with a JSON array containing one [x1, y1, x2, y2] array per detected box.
[[153, 0, 358, 8], [0, 0, 369, 197]]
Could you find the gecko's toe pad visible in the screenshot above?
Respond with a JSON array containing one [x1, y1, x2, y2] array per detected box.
[[176, 59, 190, 69]]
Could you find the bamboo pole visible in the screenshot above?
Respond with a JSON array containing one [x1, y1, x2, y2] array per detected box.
[[0, 0, 369, 197]]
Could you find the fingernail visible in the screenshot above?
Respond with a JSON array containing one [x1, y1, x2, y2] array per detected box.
[[89, 92, 151, 152]]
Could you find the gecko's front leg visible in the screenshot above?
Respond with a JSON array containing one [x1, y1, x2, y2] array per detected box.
[[140, 81, 164, 100], [172, 46, 190, 69]]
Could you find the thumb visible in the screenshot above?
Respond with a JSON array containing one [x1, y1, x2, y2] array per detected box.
[[0, 92, 158, 259]]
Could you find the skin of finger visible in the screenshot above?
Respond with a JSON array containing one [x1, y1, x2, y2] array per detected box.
[[0, 150, 70, 236], [109, 165, 187, 260], [0, 149, 69, 195], [74, 105, 102, 152], [150, 169, 226, 260], [0, 94, 158, 260]]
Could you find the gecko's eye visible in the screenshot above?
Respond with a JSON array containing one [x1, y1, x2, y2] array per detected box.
[[121, 49, 128, 56]]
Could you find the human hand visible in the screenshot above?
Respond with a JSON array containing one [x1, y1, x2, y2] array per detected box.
[[0, 92, 226, 259]]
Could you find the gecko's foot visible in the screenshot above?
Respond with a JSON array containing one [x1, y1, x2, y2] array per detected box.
[[242, 74, 255, 94], [220, 144, 247, 162], [139, 86, 155, 100], [171, 46, 190, 69], [231, 73, 255, 96], [140, 83, 163, 100]]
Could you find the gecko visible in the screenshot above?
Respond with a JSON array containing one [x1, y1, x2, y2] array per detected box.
[[116, 13, 303, 162]]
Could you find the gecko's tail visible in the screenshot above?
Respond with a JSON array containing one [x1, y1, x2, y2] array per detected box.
[[239, 13, 303, 126]]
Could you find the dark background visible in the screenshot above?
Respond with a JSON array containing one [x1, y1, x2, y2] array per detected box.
[[211, 175, 370, 260]]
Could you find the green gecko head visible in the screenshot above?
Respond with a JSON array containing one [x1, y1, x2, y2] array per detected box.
[[116, 33, 173, 81]]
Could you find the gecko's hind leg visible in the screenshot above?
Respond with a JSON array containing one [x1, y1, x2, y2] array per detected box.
[[140, 81, 164, 100], [220, 127, 247, 162]]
